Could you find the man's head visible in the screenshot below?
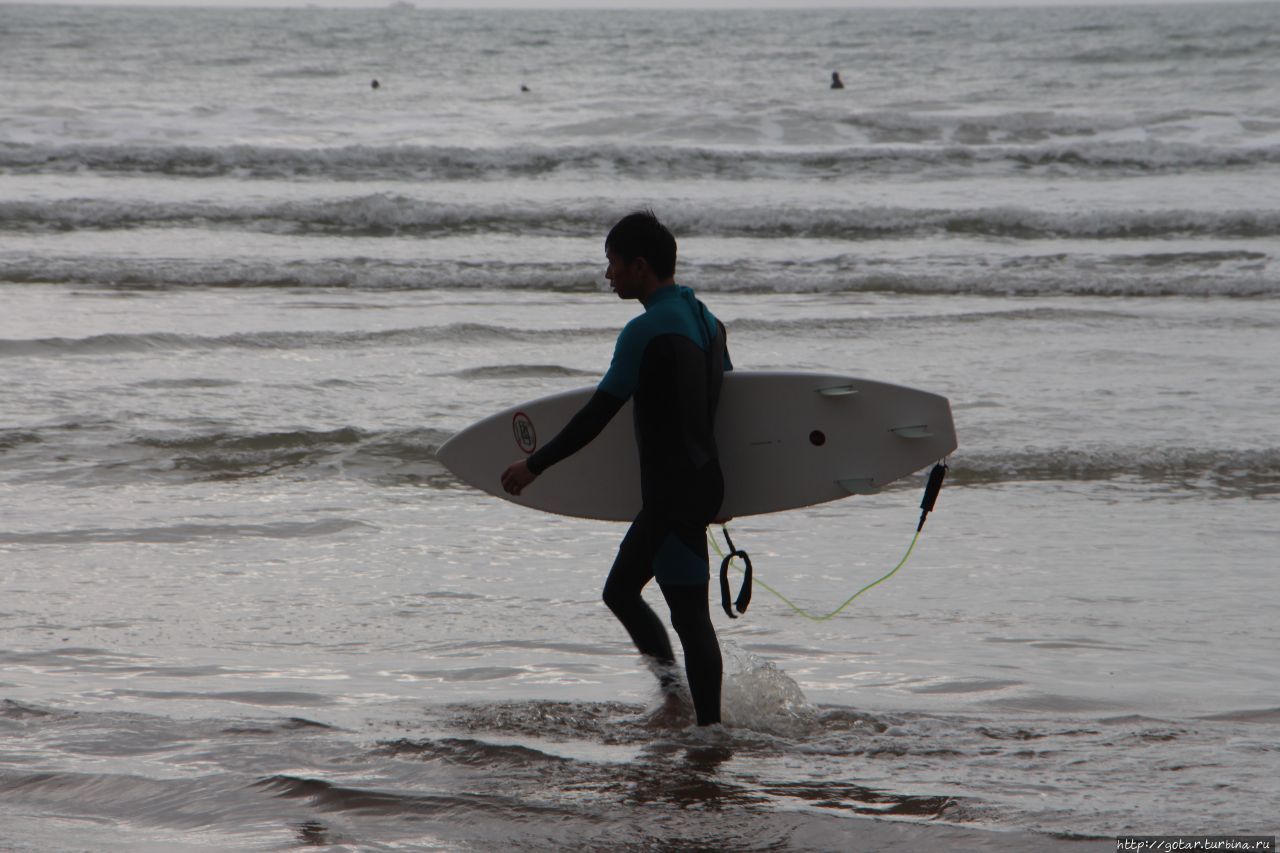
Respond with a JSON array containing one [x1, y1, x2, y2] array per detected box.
[[604, 211, 677, 300]]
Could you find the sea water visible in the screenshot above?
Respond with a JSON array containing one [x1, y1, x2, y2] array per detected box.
[[1, 4, 1278, 850]]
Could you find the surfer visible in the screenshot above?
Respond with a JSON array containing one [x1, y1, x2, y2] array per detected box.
[[830, 71, 844, 90], [501, 211, 732, 727]]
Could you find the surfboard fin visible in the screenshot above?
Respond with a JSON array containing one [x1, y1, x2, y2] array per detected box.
[[836, 478, 878, 495], [891, 425, 933, 438]]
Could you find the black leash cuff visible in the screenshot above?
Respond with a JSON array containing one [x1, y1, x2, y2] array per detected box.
[[717, 526, 752, 619]]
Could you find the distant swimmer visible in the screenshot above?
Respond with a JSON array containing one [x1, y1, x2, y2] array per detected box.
[[521, 84, 531, 93], [830, 71, 845, 90], [371, 79, 380, 90]]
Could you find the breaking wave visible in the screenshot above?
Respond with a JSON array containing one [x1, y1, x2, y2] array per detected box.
[[3, 414, 1276, 497], [5, 195, 1280, 241], [3, 139, 1278, 181], [0, 424, 457, 488], [949, 446, 1280, 498], [2, 254, 1271, 297], [0, 325, 610, 358]]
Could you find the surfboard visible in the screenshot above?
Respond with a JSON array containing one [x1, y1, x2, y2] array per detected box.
[[436, 371, 957, 522]]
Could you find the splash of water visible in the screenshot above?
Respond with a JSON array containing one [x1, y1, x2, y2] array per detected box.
[[719, 643, 818, 738]]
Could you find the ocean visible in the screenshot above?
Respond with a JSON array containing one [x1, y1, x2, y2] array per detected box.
[[1, 2, 1278, 850]]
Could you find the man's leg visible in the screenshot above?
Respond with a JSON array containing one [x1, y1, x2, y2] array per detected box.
[[659, 580, 722, 726], [652, 520, 723, 727], [602, 512, 676, 678]]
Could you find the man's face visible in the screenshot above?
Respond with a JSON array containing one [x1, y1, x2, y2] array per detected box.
[[605, 249, 643, 300]]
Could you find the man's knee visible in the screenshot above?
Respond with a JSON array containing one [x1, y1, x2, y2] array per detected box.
[[663, 585, 712, 637], [670, 608, 711, 641], [602, 581, 637, 615]]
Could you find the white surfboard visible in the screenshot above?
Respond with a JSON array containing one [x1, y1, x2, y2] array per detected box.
[[437, 371, 957, 522]]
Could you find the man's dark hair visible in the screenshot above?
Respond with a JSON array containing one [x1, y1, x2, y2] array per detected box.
[[605, 210, 677, 280]]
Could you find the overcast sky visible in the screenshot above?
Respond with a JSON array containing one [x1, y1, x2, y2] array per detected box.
[[3, 0, 1271, 7]]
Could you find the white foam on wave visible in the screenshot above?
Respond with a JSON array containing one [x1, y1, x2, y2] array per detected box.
[[3, 139, 1278, 181], [6, 194, 1278, 242], [1, 253, 1272, 298], [952, 447, 1280, 494]]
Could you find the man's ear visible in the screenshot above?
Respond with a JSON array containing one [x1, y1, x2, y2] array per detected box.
[[631, 255, 653, 278]]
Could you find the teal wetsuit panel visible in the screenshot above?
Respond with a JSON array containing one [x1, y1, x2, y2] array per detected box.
[[599, 285, 732, 400], [654, 527, 710, 585]]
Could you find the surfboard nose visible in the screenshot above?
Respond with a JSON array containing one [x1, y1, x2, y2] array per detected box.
[[435, 432, 463, 476]]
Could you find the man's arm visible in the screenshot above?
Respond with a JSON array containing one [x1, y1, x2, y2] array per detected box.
[[501, 388, 626, 496]]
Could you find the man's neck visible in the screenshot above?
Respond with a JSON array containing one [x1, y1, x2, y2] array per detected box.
[[639, 278, 676, 304]]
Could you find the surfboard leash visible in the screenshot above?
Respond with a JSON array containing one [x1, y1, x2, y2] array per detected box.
[[716, 525, 753, 619], [712, 461, 948, 622]]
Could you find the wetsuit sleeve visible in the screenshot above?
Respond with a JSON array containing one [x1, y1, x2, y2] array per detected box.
[[526, 388, 626, 475]]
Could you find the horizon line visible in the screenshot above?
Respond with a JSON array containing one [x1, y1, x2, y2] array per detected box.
[[2, 0, 1275, 8]]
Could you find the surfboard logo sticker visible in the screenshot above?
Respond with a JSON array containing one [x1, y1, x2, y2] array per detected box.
[[512, 411, 537, 453]]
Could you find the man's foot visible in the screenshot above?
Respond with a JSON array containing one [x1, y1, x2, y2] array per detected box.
[[643, 689, 694, 730]]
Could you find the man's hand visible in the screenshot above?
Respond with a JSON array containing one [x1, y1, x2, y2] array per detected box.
[[501, 459, 537, 496]]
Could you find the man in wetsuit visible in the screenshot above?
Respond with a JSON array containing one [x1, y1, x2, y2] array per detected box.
[[500, 211, 731, 727]]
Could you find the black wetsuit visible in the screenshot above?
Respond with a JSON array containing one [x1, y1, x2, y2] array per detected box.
[[526, 285, 731, 725]]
